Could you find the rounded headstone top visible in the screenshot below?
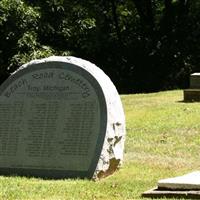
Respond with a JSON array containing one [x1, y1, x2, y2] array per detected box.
[[191, 73, 200, 76], [0, 56, 126, 179]]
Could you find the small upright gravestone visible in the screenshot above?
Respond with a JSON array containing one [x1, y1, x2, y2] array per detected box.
[[0, 56, 126, 180], [184, 73, 200, 101]]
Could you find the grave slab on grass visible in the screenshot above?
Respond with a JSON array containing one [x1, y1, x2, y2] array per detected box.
[[158, 171, 200, 190], [142, 171, 200, 199], [142, 188, 200, 199], [184, 89, 200, 102]]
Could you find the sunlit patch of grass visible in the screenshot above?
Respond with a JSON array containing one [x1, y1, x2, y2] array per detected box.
[[0, 90, 200, 200]]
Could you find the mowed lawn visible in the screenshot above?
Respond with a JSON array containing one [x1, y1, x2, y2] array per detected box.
[[1, 90, 200, 200]]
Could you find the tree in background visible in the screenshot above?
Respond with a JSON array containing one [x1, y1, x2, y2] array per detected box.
[[0, 0, 200, 93], [0, 0, 69, 80], [0, 0, 39, 80]]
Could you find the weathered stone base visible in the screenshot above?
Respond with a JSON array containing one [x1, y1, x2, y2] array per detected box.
[[142, 172, 200, 199], [142, 188, 200, 199], [184, 89, 200, 102]]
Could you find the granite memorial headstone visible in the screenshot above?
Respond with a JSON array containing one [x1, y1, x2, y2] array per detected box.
[[0, 56, 126, 180]]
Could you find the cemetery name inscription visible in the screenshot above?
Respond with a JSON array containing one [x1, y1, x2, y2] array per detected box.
[[0, 65, 104, 176]]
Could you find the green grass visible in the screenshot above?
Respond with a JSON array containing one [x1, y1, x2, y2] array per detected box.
[[1, 90, 200, 200]]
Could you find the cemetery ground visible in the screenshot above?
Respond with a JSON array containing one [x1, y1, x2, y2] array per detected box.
[[0, 90, 200, 200]]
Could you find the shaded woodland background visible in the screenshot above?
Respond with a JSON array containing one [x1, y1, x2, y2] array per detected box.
[[0, 0, 199, 93]]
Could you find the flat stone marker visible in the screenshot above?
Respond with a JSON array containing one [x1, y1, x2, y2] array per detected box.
[[158, 171, 200, 190], [142, 188, 200, 199], [0, 56, 126, 180], [142, 171, 200, 199], [184, 89, 200, 102]]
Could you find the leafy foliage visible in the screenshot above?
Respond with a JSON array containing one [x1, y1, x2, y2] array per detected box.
[[0, 0, 39, 75]]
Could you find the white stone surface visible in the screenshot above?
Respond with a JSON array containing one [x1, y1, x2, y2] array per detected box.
[[9, 56, 126, 179], [158, 171, 200, 190], [49, 56, 126, 180], [191, 73, 200, 76]]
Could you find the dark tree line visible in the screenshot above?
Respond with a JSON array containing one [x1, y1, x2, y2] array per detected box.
[[0, 0, 199, 93]]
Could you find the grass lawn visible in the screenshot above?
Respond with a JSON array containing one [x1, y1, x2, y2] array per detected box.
[[1, 90, 200, 200]]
